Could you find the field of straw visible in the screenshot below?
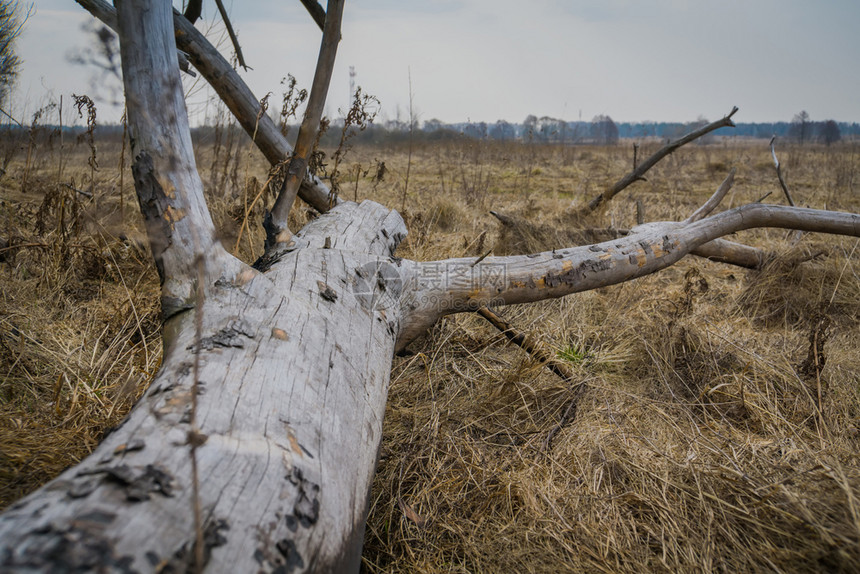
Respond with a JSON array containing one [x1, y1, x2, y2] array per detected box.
[[1, 125, 859, 572]]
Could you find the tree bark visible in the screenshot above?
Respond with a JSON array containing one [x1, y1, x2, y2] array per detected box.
[[0, 3, 401, 572], [398, 205, 860, 348], [114, 0, 230, 314]]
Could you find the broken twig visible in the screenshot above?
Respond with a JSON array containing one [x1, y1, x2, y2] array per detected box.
[[769, 136, 796, 207]]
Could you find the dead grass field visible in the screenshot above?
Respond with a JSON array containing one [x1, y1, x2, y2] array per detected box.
[[1, 131, 859, 572]]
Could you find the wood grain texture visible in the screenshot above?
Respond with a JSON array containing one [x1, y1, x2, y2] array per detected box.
[[113, 0, 236, 319]]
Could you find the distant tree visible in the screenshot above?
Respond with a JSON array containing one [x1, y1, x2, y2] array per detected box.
[[818, 119, 841, 146], [463, 121, 487, 139], [789, 110, 811, 144], [523, 114, 538, 140], [489, 119, 515, 141], [537, 116, 564, 142], [0, 0, 25, 108], [591, 114, 619, 145], [423, 118, 444, 132]]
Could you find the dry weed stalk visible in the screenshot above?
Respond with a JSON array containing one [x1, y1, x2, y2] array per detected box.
[[72, 94, 98, 199]]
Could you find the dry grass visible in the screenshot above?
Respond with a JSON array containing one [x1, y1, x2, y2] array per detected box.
[[2, 129, 859, 572]]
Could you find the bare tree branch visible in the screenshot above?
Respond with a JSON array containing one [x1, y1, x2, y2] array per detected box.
[[73, 0, 196, 77], [492, 168, 764, 270], [183, 0, 202, 24], [583, 107, 739, 213], [684, 168, 736, 223], [213, 0, 248, 70], [770, 136, 796, 207], [475, 306, 587, 452], [299, 0, 327, 31], [266, 0, 344, 250], [476, 306, 576, 382], [0, 104, 22, 126], [399, 204, 859, 348], [75, 0, 338, 214], [690, 237, 763, 268]]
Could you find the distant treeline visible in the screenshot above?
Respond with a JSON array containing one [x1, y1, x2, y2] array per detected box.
[[6, 116, 858, 147], [401, 116, 858, 144]]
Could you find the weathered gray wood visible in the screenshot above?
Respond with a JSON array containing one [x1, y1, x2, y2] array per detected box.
[[114, 0, 232, 315], [684, 168, 735, 223], [0, 2, 403, 571], [690, 237, 764, 268], [4, 2, 860, 573], [398, 204, 860, 348], [3, 206, 856, 573], [0, 201, 406, 573]]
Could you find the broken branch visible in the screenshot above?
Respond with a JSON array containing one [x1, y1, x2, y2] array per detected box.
[[584, 107, 738, 213], [684, 168, 736, 223], [299, 0, 327, 31], [476, 306, 576, 382], [266, 0, 344, 250], [770, 136, 796, 207], [183, 0, 201, 24], [213, 0, 248, 70]]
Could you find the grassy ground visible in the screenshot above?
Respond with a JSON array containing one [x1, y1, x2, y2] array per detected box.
[[1, 129, 859, 572]]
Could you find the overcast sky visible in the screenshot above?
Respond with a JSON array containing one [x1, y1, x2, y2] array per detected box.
[[12, 0, 860, 127]]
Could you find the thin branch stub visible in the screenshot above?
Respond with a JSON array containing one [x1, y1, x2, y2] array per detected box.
[[769, 136, 796, 207]]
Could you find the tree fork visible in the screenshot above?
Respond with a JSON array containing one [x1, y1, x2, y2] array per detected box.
[[75, 0, 339, 214]]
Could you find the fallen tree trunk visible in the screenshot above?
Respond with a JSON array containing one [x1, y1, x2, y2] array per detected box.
[[2, 198, 857, 572], [0, 200, 407, 573], [0, 3, 399, 571]]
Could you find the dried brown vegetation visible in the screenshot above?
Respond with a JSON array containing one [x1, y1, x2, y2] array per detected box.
[[2, 131, 859, 572]]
